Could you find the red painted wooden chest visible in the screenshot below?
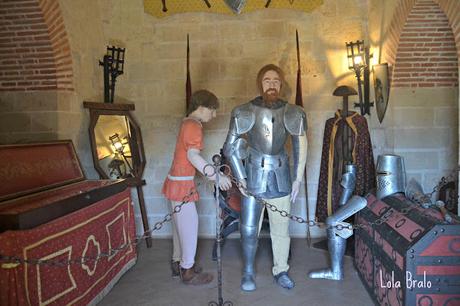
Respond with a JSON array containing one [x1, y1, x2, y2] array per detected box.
[[0, 141, 137, 305], [355, 193, 460, 306], [0, 141, 127, 231]]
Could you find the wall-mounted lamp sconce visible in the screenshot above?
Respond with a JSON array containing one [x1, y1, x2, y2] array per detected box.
[[99, 46, 126, 103], [109, 133, 134, 175], [346, 40, 373, 116]]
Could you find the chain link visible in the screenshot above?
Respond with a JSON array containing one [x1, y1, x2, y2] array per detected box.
[[229, 176, 338, 228], [0, 185, 200, 267], [429, 169, 458, 200], [1, 166, 457, 267], [405, 168, 459, 218], [228, 167, 459, 231]]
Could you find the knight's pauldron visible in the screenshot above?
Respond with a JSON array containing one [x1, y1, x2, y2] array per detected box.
[[283, 104, 307, 136]]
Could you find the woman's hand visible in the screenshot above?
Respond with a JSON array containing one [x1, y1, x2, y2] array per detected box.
[[218, 174, 232, 191]]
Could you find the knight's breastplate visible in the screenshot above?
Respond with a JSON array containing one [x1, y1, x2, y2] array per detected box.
[[247, 104, 288, 155], [244, 103, 291, 198]]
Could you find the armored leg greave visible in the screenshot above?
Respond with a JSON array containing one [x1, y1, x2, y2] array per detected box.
[[339, 164, 357, 207], [309, 225, 346, 280], [309, 166, 363, 281], [328, 228, 346, 279], [240, 196, 263, 291], [309, 196, 366, 280]]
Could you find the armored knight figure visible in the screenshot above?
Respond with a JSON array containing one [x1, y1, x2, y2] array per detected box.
[[223, 64, 307, 291], [309, 154, 407, 280], [309, 164, 367, 280]]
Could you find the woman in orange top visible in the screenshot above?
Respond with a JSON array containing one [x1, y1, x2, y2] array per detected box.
[[162, 90, 231, 285]]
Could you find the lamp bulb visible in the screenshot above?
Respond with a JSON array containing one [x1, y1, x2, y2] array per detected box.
[[114, 142, 123, 151]]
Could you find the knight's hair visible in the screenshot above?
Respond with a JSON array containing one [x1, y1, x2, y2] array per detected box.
[[256, 64, 285, 95], [187, 89, 219, 115]]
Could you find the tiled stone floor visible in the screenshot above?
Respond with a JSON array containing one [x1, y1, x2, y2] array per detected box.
[[98, 238, 373, 306]]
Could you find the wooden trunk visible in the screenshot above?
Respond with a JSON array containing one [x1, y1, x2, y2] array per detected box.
[[0, 141, 136, 305], [355, 193, 460, 306]]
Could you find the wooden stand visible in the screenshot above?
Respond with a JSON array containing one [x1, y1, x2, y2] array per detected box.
[[83, 101, 152, 248]]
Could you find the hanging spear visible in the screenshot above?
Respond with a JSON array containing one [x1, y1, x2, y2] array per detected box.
[[295, 29, 311, 248], [186, 34, 192, 113]]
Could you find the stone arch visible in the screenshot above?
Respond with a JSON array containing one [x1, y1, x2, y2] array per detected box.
[[381, 0, 459, 86], [37, 0, 73, 91], [393, 0, 458, 88], [434, 0, 460, 210], [435, 0, 460, 62], [380, 0, 417, 67], [0, 0, 73, 91], [381, 0, 458, 199]]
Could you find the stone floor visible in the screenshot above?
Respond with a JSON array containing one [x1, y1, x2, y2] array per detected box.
[[98, 238, 373, 306]]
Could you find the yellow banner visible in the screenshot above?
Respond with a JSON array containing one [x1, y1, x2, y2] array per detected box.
[[144, 0, 323, 18]]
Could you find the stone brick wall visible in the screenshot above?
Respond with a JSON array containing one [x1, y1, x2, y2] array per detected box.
[[437, 0, 460, 212], [37, 0, 73, 91], [393, 0, 458, 88], [0, 0, 73, 91], [436, 0, 460, 59], [384, 87, 458, 190], [369, 0, 458, 194], [95, 0, 371, 238], [379, 0, 417, 66], [0, 0, 104, 176]]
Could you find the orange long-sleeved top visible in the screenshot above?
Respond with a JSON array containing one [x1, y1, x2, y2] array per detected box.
[[162, 118, 203, 202]]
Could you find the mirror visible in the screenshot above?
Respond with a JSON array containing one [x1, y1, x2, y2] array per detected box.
[[95, 115, 131, 179], [95, 115, 138, 179], [83, 101, 151, 247]]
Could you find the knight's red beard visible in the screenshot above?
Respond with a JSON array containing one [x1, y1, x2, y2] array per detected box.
[[262, 89, 279, 104]]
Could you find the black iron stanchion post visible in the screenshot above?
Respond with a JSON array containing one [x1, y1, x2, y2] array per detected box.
[[208, 155, 233, 306]]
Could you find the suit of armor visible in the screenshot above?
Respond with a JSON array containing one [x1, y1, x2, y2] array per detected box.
[[224, 96, 307, 291], [309, 154, 407, 280], [309, 164, 367, 280]]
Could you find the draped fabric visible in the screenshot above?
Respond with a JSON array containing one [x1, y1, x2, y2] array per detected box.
[[315, 110, 375, 222]]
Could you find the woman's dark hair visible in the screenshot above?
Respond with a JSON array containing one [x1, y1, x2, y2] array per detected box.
[[187, 89, 219, 115]]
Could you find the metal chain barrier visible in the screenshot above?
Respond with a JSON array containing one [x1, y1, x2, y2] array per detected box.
[[404, 169, 459, 223], [1, 167, 458, 267], [0, 185, 200, 267], [226, 167, 459, 232]]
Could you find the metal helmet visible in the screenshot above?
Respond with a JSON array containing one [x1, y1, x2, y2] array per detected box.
[[376, 154, 406, 200]]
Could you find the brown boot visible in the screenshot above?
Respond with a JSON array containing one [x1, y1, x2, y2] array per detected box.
[[171, 261, 180, 278], [180, 265, 213, 285], [193, 263, 203, 274], [172, 261, 203, 278]]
